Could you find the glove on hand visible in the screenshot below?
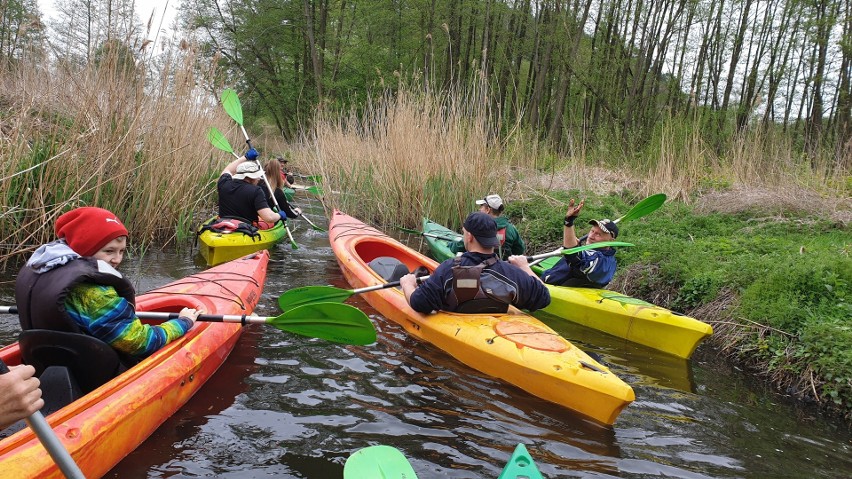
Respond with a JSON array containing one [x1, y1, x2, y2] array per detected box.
[[246, 148, 259, 161]]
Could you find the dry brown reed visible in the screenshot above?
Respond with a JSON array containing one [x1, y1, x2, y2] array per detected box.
[[295, 82, 849, 234], [0, 45, 234, 268], [296, 82, 539, 231]]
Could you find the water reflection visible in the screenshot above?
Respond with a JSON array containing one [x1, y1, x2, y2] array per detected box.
[[0, 198, 851, 478]]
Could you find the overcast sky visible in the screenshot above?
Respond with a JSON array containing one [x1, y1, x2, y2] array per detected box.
[[37, 0, 180, 47]]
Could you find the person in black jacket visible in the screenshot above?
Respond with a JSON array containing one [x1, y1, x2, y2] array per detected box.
[[400, 212, 550, 314], [217, 148, 287, 227]]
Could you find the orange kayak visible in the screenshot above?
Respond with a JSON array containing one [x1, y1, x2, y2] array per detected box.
[[329, 211, 634, 425], [0, 251, 269, 478]]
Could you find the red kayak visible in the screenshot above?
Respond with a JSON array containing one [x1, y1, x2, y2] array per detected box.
[[0, 251, 269, 478]]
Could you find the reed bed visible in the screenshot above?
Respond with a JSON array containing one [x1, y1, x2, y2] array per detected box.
[[297, 83, 540, 231], [0, 46, 233, 267], [296, 80, 849, 236]]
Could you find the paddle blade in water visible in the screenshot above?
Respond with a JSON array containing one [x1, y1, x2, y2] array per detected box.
[[271, 302, 375, 345], [617, 193, 666, 223], [207, 127, 234, 154], [220, 88, 244, 126], [278, 285, 355, 312], [344, 445, 418, 479]]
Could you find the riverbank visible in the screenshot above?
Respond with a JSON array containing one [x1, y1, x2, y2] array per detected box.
[[500, 180, 851, 421]]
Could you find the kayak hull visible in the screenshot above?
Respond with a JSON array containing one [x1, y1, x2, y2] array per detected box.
[[197, 217, 286, 266], [0, 251, 269, 478], [423, 218, 712, 359], [332, 211, 634, 425]]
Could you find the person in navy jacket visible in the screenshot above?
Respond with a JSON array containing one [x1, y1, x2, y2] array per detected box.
[[400, 212, 550, 314], [542, 199, 619, 288]]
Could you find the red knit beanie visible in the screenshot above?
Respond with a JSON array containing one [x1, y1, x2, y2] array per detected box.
[[55, 207, 129, 256]]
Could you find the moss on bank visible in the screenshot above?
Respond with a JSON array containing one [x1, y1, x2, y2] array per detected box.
[[508, 190, 852, 419]]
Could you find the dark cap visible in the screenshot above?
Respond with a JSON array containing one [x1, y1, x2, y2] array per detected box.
[[463, 212, 500, 248], [588, 219, 618, 239]]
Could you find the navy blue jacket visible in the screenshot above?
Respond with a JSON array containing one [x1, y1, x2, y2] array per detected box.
[[542, 245, 617, 288], [409, 252, 551, 313]]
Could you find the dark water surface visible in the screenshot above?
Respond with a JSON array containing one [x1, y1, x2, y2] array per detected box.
[[1, 201, 850, 478]]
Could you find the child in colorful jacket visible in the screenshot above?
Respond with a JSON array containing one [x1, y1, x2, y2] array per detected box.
[[15, 207, 202, 360]]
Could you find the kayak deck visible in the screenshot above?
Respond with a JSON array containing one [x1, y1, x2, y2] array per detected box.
[[0, 251, 269, 478], [423, 218, 712, 359], [332, 211, 634, 425]]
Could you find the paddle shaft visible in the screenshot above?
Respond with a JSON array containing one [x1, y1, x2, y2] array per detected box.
[[532, 194, 665, 265], [220, 90, 298, 248], [0, 359, 86, 479], [398, 227, 460, 242], [0, 306, 269, 325]]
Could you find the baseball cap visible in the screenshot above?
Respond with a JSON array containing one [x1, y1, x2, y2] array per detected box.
[[463, 212, 500, 248], [588, 219, 619, 239], [233, 161, 264, 180], [475, 194, 504, 212]]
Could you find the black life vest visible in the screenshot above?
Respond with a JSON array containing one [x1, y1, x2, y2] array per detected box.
[[15, 258, 136, 333], [445, 256, 517, 314]]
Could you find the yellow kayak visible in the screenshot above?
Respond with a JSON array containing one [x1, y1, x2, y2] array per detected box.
[[197, 217, 287, 266], [330, 211, 635, 425], [537, 287, 712, 359]]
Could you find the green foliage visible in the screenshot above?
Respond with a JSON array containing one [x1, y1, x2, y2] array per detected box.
[[515, 190, 852, 413]]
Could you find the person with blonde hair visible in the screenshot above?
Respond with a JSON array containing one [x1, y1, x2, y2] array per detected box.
[[263, 158, 301, 221]]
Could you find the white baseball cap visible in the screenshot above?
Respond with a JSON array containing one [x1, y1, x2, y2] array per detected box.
[[475, 194, 504, 211], [233, 161, 264, 180]]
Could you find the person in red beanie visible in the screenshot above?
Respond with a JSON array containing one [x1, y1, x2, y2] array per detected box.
[[15, 207, 202, 363]]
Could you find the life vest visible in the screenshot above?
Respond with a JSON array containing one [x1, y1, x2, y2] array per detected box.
[[197, 217, 262, 239], [445, 256, 517, 314], [15, 258, 136, 333]]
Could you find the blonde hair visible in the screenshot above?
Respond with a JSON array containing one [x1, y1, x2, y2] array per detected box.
[[263, 159, 283, 190]]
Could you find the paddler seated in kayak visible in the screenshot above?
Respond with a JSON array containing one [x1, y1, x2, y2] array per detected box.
[[400, 212, 550, 314], [0, 364, 43, 429], [262, 158, 302, 224], [218, 148, 293, 229], [449, 194, 526, 260], [15, 207, 202, 362], [541, 199, 619, 288], [276, 155, 295, 187]]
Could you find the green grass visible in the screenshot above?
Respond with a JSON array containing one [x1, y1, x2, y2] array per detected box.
[[515, 191, 852, 416]]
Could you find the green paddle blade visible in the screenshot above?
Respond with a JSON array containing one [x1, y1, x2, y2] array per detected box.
[[221, 88, 244, 126], [271, 302, 375, 345], [279, 285, 355, 312], [498, 444, 543, 479], [207, 127, 235, 154], [617, 193, 666, 223], [344, 445, 418, 479], [304, 185, 323, 195]]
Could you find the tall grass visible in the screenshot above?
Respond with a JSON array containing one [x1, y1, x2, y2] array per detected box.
[[297, 80, 848, 235], [297, 82, 540, 231], [0, 46, 235, 267]]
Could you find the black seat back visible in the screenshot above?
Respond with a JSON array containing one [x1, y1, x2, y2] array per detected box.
[[19, 329, 126, 394], [368, 257, 411, 283]]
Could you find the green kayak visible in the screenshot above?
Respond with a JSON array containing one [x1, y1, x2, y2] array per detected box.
[[344, 445, 418, 479], [499, 443, 544, 479]]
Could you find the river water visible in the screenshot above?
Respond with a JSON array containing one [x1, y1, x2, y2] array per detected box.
[[0, 198, 850, 478]]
